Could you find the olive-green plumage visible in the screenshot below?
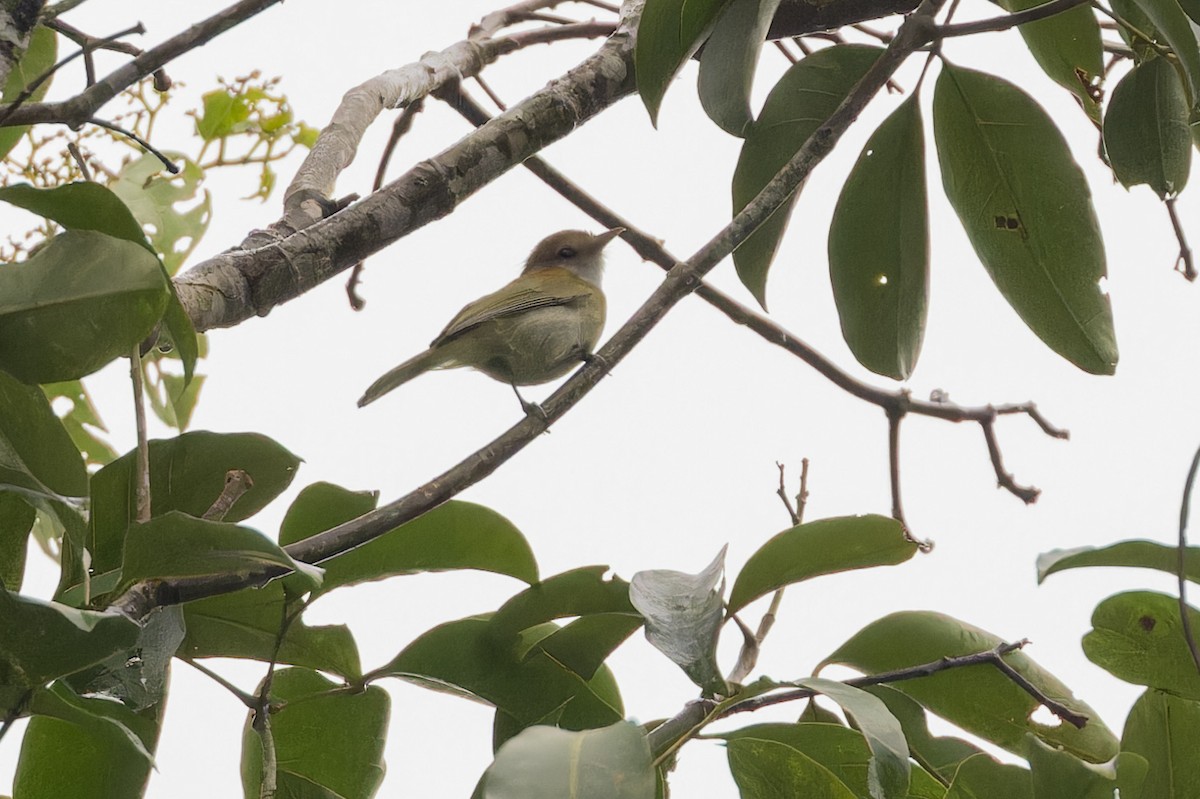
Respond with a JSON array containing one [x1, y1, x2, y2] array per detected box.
[[357, 228, 622, 407]]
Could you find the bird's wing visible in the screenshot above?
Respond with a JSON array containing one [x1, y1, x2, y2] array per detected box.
[[433, 269, 592, 345]]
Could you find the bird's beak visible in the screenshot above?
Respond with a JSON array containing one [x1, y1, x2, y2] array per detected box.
[[596, 227, 625, 246]]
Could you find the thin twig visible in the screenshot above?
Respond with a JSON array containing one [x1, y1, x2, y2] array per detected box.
[[887, 397, 908, 528], [88, 117, 179, 173], [772, 39, 799, 64], [202, 469, 255, 521], [130, 348, 151, 523], [66, 141, 91, 180], [473, 73, 509, 110], [981, 410, 1041, 503], [181, 657, 258, 707], [775, 462, 801, 526], [1166, 197, 1195, 281], [939, 0, 1088, 38], [1177, 445, 1200, 674]]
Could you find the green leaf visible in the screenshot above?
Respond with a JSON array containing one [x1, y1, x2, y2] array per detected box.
[[933, 63, 1116, 375], [41, 380, 117, 467], [726, 737, 860, 799], [28, 681, 154, 763], [110, 154, 211, 276], [717, 724, 883, 797], [181, 581, 362, 679], [0, 583, 138, 713], [1118, 0, 1200, 106], [0, 370, 87, 500], [487, 566, 635, 646], [732, 45, 883, 308], [630, 548, 728, 696], [697, 0, 783, 136], [0, 26, 57, 160], [1104, 56, 1192, 198], [1081, 590, 1200, 698], [241, 668, 388, 799], [120, 511, 322, 590], [1121, 689, 1200, 798], [286, 493, 539, 594], [865, 685, 983, 782], [65, 606, 182, 712], [381, 616, 623, 729], [821, 611, 1117, 762], [0, 230, 170, 384], [82, 431, 301, 585], [992, 0, 1103, 121], [197, 88, 252, 140], [14, 686, 161, 799], [787, 679, 909, 799], [0, 493, 34, 590], [828, 96, 928, 379], [483, 722, 655, 799], [729, 515, 916, 614], [528, 613, 644, 680], [1025, 734, 1144, 799], [635, 0, 734, 124], [945, 754, 1031, 799], [0, 181, 199, 383], [1037, 539, 1200, 584]]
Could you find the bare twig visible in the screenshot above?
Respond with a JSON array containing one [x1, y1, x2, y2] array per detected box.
[[939, 0, 1088, 38], [775, 462, 801, 526], [181, 657, 258, 707], [88, 116, 179, 173], [981, 410, 1041, 504], [130, 349, 151, 523], [0, 0, 282, 127], [1166, 197, 1195, 281], [772, 39, 799, 64], [203, 469, 255, 521], [66, 140, 91, 180], [887, 397, 908, 528], [1177, 445, 1200, 674]]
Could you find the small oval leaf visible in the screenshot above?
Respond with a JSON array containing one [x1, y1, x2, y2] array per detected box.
[[1104, 56, 1192, 198], [1082, 590, 1200, 699], [829, 96, 928, 379], [483, 722, 655, 799], [933, 63, 1117, 375], [732, 45, 883, 308], [729, 515, 916, 614]]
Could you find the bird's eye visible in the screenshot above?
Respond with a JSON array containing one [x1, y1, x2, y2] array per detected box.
[[557, 247, 577, 259]]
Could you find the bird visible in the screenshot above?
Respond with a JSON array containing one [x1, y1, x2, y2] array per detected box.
[[357, 227, 624, 411]]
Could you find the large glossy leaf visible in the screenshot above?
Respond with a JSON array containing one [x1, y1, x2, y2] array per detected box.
[[729, 515, 916, 614], [0, 230, 170, 384], [0, 492, 35, 589], [732, 45, 883, 308], [1121, 689, 1200, 799], [281, 488, 539, 593], [630, 548, 727, 696], [726, 736, 860, 799], [784, 679, 909, 799], [482, 722, 655, 799], [240, 668, 388, 799], [697, 0, 783, 136], [83, 431, 301, 583], [1104, 56, 1191, 198], [635, 0, 733, 124], [487, 566, 634, 646], [1025, 734, 1146, 799], [828, 97, 928, 379], [717, 722, 939, 799], [1081, 590, 1200, 699], [0, 584, 138, 714], [866, 685, 983, 781], [945, 754, 1031, 799], [992, 0, 1103, 121], [14, 686, 161, 799], [0, 370, 86, 500], [181, 581, 361, 678], [380, 616, 623, 729], [933, 63, 1116, 375], [1037, 539, 1200, 584], [0, 26, 57, 160], [821, 611, 1117, 762]]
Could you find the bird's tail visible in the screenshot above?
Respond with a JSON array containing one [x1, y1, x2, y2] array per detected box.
[[357, 348, 450, 407]]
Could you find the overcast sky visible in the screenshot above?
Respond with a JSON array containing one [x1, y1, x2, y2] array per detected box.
[[4, 2, 1199, 796]]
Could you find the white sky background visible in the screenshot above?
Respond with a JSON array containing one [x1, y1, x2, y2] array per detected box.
[[3, 1, 1199, 796]]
